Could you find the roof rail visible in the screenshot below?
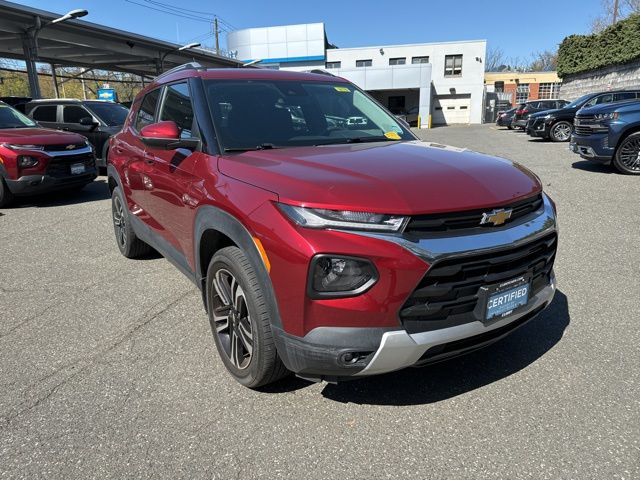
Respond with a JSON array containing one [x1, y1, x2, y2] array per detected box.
[[307, 69, 335, 76], [155, 62, 203, 81]]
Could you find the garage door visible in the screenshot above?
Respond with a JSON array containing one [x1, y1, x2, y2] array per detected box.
[[432, 94, 471, 125]]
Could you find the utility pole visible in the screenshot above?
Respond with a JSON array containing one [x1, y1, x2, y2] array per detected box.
[[613, 0, 620, 24], [214, 17, 220, 54], [51, 63, 60, 98]]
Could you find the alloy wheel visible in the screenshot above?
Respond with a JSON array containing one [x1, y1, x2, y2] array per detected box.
[[211, 268, 254, 370], [618, 137, 640, 172], [552, 122, 571, 141], [112, 195, 127, 248]]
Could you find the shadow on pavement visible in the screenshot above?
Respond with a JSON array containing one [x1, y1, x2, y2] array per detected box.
[[571, 160, 614, 174], [10, 178, 110, 208], [318, 290, 570, 405]]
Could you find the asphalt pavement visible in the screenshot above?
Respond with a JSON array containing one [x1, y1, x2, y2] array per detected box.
[[0, 124, 638, 479]]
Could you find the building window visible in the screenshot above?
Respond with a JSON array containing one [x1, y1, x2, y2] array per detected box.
[[389, 57, 406, 66], [516, 83, 530, 103], [538, 82, 561, 99], [412, 56, 429, 64], [444, 54, 463, 76], [355, 59, 372, 67], [325, 61, 341, 69]]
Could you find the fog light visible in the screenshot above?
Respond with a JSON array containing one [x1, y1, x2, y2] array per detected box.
[[308, 255, 378, 298], [17, 155, 38, 168]]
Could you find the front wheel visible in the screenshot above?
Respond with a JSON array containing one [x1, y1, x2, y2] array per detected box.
[[613, 132, 640, 174], [206, 246, 289, 388], [550, 121, 572, 142]]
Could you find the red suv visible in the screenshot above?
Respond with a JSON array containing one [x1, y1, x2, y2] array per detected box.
[[108, 64, 558, 388], [0, 101, 97, 207]]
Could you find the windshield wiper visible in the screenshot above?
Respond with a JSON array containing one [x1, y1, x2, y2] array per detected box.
[[224, 143, 279, 153], [315, 136, 401, 146]]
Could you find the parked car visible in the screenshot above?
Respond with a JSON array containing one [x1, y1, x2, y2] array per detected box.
[[25, 99, 129, 168], [108, 64, 558, 388], [496, 107, 516, 128], [0, 101, 97, 207], [511, 99, 568, 130], [570, 98, 640, 174], [527, 90, 640, 142]]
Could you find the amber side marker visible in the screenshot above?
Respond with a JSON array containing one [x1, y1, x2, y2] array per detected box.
[[253, 237, 271, 273]]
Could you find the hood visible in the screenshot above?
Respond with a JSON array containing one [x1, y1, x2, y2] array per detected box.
[[0, 127, 86, 145], [219, 141, 542, 215], [578, 99, 640, 115]]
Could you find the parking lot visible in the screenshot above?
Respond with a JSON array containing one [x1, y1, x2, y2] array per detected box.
[[0, 124, 638, 479]]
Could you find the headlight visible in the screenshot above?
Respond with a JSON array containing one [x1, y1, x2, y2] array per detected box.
[[1, 143, 44, 151], [278, 204, 408, 232], [308, 255, 378, 298], [544, 114, 552, 120], [17, 155, 39, 168], [595, 112, 618, 121]]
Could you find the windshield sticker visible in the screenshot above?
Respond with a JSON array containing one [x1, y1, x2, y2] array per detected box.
[[384, 131, 402, 140], [334, 86, 351, 93]]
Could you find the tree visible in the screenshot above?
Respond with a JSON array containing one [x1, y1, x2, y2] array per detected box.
[[591, 0, 640, 32], [528, 50, 558, 71], [485, 46, 506, 72]]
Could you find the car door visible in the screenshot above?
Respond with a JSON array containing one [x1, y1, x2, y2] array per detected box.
[[142, 81, 201, 257], [30, 104, 58, 129], [61, 104, 101, 148], [119, 88, 161, 220]]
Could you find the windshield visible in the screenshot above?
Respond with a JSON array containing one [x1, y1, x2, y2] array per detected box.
[[85, 102, 129, 127], [564, 94, 593, 109], [0, 103, 37, 129], [204, 79, 413, 151]]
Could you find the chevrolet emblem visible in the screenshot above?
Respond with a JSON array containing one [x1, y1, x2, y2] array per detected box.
[[480, 208, 513, 226], [65, 144, 76, 150]]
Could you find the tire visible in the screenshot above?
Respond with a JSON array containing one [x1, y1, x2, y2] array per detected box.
[[550, 121, 572, 142], [206, 246, 289, 388], [0, 177, 15, 208], [111, 187, 152, 258], [613, 132, 640, 175]]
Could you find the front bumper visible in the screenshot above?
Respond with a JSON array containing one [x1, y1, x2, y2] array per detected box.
[[528, 118, 549, 137], [5, 170, 97, 195], [274, 194, 558, 381], [570, 133, 614, 163]]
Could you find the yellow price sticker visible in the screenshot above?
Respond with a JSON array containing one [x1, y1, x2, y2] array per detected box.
[[334, 86, 350, 92], [384, 131, 402, 140]]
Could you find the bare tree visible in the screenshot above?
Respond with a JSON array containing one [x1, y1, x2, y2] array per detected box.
[[528, 50, 558, 71], [591, 0, 640, 32], [485, 46, 506, 72]]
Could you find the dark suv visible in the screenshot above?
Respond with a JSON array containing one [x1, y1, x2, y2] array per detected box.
[[108, 64, 558, 388], [511, 99, 568, 129], [527, 90, 640, 142], [25, 99, 129, 168]]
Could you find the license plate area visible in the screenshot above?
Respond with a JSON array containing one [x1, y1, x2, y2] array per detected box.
[[70, 163, 85, 175], [475, 275, 530, 322]]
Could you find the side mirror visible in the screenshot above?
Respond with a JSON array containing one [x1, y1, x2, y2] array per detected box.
[[79, 116, 99, 130], [140, 121, 199, 151]]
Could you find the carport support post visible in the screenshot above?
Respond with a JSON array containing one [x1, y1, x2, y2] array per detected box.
[[51, 64, 60, 98], [21, 33, 42, 99]]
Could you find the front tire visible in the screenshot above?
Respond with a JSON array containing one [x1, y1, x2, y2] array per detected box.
[[613, 132, 640, 175], [111, 187, 152, 258], [550, 121, 572, 142], [206, 246, 288, 388], [0, 177, 15, 208]]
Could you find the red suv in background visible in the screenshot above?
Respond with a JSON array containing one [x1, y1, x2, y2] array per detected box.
[[0, 101, 96, 207], [108, 64, 559, 388]]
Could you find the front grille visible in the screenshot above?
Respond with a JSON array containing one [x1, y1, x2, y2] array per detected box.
[[400, 233, 557, 334], [404, 194, 543, 234], [574, 115, 596, 136], [574, 125, 593, 136], [44, 143, 87, 152], [46, 153, 95, 178]]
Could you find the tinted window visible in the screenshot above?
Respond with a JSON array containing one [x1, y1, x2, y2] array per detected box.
[[135, 89, 160, 131], [32, 105, 57, 122], [86, 102, 129, 126], [614, 92, 636, 101], [63, 105, 91, 123], [159, 82, 195, 139]]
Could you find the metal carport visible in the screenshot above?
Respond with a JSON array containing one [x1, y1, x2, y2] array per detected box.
[[0, 0, 241, 97]]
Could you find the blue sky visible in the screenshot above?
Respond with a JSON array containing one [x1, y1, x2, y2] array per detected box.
[[19, 0, 605, 60]]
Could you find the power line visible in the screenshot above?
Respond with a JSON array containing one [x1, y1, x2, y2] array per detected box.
[[124, 0, 212, 23]]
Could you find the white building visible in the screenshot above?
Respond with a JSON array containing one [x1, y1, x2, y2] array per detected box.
[[227, 23, 486, 127]]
